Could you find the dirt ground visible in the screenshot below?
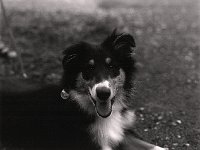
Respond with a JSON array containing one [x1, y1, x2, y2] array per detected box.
[[0, 0, 200, 149]]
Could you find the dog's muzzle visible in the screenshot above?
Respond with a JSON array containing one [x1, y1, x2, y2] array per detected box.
[[96, 86, 111, 102], [89, 81, 114, 118]]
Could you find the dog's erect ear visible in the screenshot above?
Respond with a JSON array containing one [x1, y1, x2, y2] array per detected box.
[[113, 32, 136, 51], [102, 29, 136, 57]]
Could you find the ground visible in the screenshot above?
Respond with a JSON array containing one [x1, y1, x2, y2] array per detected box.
[[0, 0, 199, 149]]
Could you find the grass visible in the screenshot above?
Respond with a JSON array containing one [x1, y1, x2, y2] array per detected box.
[[0, 0, 199, 149]]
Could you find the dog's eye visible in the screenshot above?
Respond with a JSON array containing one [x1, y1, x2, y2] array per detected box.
[[106, 62, 114, 69], [105, 58, 114, 69], [88, 59, 95, 70], [82, 64, 95, 80], [108, 64, 113, 69], [89, 65, 95, 70]]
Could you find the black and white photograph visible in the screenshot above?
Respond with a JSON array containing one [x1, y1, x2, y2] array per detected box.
[[0, 0, 199, 150]]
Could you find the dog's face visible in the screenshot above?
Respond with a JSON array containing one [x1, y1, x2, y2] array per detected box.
[[62, 30, 136, 118]]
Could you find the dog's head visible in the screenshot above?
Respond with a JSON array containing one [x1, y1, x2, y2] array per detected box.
[[61, 30, 136, 118]]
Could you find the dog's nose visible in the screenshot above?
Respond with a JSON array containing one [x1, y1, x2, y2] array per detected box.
[[96, 87, 111, 101]]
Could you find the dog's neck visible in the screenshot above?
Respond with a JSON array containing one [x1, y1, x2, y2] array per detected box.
[[89, 109, 136, 150], [69, 90, 136, 150]]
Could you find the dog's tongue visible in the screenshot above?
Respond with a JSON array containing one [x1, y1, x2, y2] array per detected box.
[[95, 101, 112, 118]]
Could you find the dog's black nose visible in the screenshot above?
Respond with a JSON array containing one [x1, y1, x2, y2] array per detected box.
[[96, 87, 111, 101]]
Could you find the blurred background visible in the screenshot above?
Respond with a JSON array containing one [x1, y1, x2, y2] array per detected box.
[[0, 0, 199, 149]]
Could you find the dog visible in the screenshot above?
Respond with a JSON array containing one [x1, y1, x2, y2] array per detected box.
[[0, 30, 167, 150], [60, 30, 167, 150]]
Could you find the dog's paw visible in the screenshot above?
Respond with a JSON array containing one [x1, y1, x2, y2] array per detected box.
[[150, 146, 169, 150]]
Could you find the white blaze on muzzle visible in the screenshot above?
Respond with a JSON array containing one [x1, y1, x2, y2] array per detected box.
[[89, 80, 112, 100], [89, 80, 114, 118]]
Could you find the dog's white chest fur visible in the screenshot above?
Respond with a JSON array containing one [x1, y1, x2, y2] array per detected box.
[[89, 110, 135, 150]]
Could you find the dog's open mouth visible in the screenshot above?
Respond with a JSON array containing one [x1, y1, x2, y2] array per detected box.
[[94, 99, 113, 118], [89, 94, 114, 118]]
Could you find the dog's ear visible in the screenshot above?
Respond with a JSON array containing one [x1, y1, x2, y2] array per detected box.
[[113, 33, 136, 52], [62, 42, 88, 69], [62, 42, 89, 93], [102, 29, 136, 58]]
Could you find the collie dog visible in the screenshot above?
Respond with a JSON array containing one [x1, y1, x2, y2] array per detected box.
[[60, 30, 166, 150], [1, 30, 167, 150]]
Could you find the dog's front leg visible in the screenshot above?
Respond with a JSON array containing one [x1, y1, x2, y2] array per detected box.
[[122, 136, 168, 150]]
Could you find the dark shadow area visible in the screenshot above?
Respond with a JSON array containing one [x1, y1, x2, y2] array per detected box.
[[0, 78, 96, 150]]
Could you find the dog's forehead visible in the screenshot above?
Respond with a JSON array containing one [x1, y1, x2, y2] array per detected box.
[[86, 46, 112, 63]]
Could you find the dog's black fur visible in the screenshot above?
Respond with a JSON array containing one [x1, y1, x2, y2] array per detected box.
[[0, 31, 165, 150], [62, 30, 136, 92]]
